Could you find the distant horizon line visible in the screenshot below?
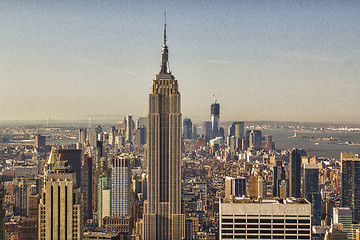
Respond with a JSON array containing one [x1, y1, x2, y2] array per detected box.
[[1, 119, 360, 126]]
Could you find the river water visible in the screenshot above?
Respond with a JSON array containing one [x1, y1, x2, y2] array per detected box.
[[262, 129, 360, 159]]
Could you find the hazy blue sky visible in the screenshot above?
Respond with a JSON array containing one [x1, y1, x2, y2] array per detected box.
[[1, 0, 360, 122]]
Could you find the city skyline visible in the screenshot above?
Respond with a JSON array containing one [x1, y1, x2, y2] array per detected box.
[[1, 0, 360, 122]]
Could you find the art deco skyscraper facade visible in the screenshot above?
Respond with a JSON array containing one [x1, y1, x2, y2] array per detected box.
[[39, 159, 83, 240], [143, 17, 185, 240]]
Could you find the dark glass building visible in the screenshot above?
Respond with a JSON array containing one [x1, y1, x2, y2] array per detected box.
[[341, 156, 360, 222], [289, 148, 302, 198], [183, 118, 192, 140]]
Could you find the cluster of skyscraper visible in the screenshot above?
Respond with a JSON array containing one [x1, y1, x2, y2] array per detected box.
[[2, 16, 360, 240], [79, 116, 147, 153]]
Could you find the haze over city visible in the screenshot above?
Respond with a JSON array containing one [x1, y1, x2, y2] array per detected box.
[[3, 1, 360, 240], [1, 0, 360, 122]]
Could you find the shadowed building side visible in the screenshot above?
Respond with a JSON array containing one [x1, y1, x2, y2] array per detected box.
[[341, 154, 360, 222], [289, 148, 302, 198]]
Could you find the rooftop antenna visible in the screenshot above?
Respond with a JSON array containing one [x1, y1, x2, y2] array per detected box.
[[160, 11, 171, 74], [213, 94, 217, 103], [164, 11, 167, 46]]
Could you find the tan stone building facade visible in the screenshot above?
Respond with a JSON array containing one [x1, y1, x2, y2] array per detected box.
[[39, 159, 83, 240], [143, 17, 185, 240]]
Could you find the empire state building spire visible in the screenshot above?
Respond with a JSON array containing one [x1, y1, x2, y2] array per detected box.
[[160, 12, 170, 74], [144, 14, 185, 239], [163, 11, 167, 46]]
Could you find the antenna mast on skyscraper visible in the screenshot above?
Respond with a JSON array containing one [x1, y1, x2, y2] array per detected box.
[[213, 94, 217, 103], [164, 11, 167, 46]]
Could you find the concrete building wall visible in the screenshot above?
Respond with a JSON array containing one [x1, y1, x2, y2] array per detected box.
[[219, 198, 311, 240]]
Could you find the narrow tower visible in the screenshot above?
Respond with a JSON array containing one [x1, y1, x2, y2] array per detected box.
[[289, 148, 302, 198], [143, 15, 185, 240], [211, 96, 220, 139]]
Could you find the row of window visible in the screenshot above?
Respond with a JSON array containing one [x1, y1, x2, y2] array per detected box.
[[222, 224, 311, 229], [221, 235, 311, 239], [222, 230, 310, 234], [222, 219, 310, 224], [222, 215, 310, 218]]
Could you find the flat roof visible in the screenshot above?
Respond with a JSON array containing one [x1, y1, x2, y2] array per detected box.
[[222, 197, 310, 205]]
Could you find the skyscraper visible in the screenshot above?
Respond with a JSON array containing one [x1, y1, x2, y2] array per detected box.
[[303, 164, 321, 225], [14, 180, 27, 216], [228, 135, 236, 153], [192, 124, 198, 139], [79, 128, 87, 145], [210, 100, 220, 139], [35, 134, 46, 149], [111, 155, 131, 217], [95, 125, 102, 136], [137, 117, 148, 129], [228, 121, 245, 151], [273, 160, 285, 198], [135, 126, 147, 147], [38, 158, 83, 240], [203, 121, 212, 142], [97, 172, 111, 227], [249, 130, 262, 150], [324, 223, 349, 240], [89, 131, 97, 147], [58, 149, 82, 188], [289, 148, 302, 198], [183, 118, 192, 140], [333, 207, 354, 239], [341, 154, 360, 222], [225, 176, 246, 200], [27, 184, 39, 219], [143, 16, 185, 239], [125, 115, 134, 144], [108, 126, 116, 146], [82, 154, 93, 221], [93, 157, 107, 217], [228, 121, 244, 140]]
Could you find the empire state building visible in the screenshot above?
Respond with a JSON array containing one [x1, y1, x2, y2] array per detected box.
[[143, 17, 185, 240]]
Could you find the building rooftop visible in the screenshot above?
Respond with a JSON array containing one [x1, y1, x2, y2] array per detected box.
[[222, 197, 310, 205], [304, 164, 320, 169], [83, 231, 120, 238]]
